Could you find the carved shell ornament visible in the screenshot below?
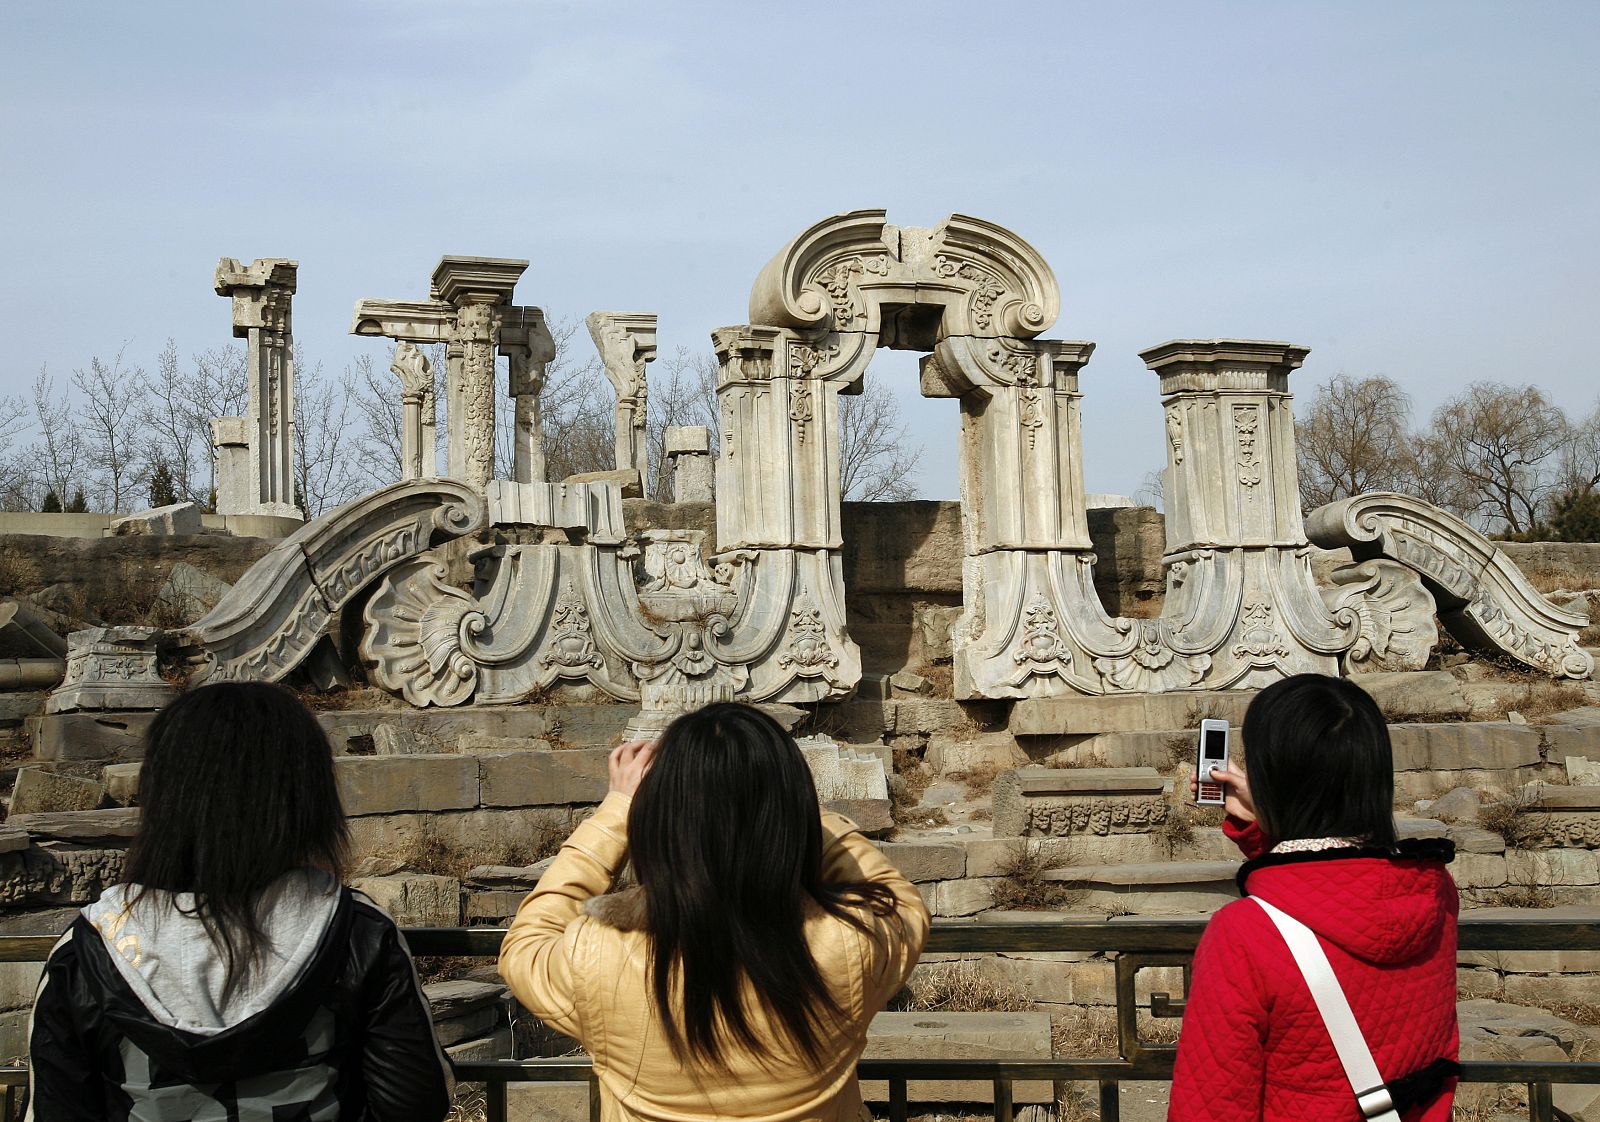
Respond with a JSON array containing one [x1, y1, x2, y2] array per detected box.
[[778, 592, 840, 672]]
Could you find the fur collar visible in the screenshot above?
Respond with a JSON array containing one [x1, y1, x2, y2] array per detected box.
[[583, 887, 647, 931]]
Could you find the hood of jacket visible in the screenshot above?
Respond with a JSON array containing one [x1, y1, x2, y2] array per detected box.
[[1239, 837, 1456, 965], [83, 868, 341, 1035]]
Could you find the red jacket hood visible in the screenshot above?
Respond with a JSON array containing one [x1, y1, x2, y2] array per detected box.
[[1242, 842, 1457, 965]]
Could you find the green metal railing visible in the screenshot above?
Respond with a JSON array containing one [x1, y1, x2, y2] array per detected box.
[[4, 914, 1599, 1121]]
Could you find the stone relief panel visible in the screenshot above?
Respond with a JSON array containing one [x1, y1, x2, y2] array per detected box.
[[1307, 492, 1593, 679], [1320, 558, 1439, 674], [992, 766, 1173, 838]]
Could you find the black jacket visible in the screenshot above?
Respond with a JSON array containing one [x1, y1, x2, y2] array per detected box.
[[26, 887, 452, 1120]]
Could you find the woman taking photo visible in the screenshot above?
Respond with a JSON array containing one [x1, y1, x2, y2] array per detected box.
[[1169, 673, 1460, 1122], [27, 682, 451, 1121], [501, 702, 931, 1122]]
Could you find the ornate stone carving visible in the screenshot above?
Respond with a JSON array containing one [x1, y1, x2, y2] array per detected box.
[[179, 479, 486, 683], [586, 312, 657, 479], [1233, 404, 1263, 492], [1514, 788, 1600, 848], [1010, 596, 1072, 675], [46, 627, 175, 714], [351, 255, 529, 490], [1307, 492, 1593, 678], [778, 592, 840, 673], [992, 766, 1172, 838], [360, 561, 483, 707], [540, 580, 603, 671], [1320, 559, 1439, 674], [391, 342, 436, 480], [1092, 620, 1211, 693]]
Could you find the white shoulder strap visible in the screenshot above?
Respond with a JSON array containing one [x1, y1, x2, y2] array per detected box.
[[1252, 896, 1401, 1122]]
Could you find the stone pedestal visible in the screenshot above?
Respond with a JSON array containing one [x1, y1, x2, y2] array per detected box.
[[665, 425, 713, 502], [46, 628, 176, 714], [210, 416, 252, 517], [214, 258, 300, 518]]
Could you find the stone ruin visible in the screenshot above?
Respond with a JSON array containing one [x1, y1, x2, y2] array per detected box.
[[45, 208, 1582, 734]]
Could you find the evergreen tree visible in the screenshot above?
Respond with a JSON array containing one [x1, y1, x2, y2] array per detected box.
[[148, 459, 178, 507], [1552, 488, 1600, 543], [66, 489, 88, 513], [40, 490, 62, 513]]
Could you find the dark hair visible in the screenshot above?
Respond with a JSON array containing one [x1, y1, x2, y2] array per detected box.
[[628, 702, 898, 1067], [124, 681, 348, 995], [1242, 673, 1397, 848]]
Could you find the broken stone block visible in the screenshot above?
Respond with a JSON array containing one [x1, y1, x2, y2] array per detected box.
[[155, 562, 233, 621], [425, 978, 510, 1046], [8, 808, 141, 846], [0, 599, 66, 660], [823, 798, 894, 836], [350, 873, 461, 927], [799, 737, 889, 801], [1355, 671, 1472, 721], [992, 767, 1171, 838], [913, 604, 961, 664], [464, 890, 528, 925], [9, 767, 104, 814], [875, 841, 966, 883], [1426, 786, 1482, 824], [101, 762, 141, 806], [110, 501, 203, 536], [917, 877, 1000, 917], [463, 859, 554, 891], [0, 829, 27, 855], [0, 842, 125, 908], [33, 711, 154, 763], [861, 1012, 1053, 1104], [444, 1026, 513, 1062], [507, 1083, 590, 1122], [889, 669, 932, 696], [46, 627, 176, 715], [1517, 787, 1600, 849], [373, 723, 435, 756], [562, 468, 642, 499]]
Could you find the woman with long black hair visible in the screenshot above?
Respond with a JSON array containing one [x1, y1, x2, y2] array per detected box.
[[26, 681, 452, 1121], [500, 702, 930, 1121], [1169, 674, 1459, 1121]]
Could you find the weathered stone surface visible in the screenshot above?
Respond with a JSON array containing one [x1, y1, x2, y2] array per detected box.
[[33, 711, 154, 763], [564, 468, 643, 498], [1321, 559, 1439, 673], [823, 798, 893, 835], [1570, 756, 1600, 785], [964, 834, 1170, 876], [1389, 723, 1543, 772], [155, 562, 233, 622], [8, 808, 140, 845], [335, 755, 479, 817], [1447, 825, 1506, 854], [1424, 786, 1481, 823], [917, 877, 1001, 917], [101, 762, 141, 806], [1450, 853, 1508, 890], [506, 1083, 591, 1122], [1354, 671, 1472, 721], [1518, 786, 1600, 848], [425, 978, 507, 1019], [478, 749, 609, 807], [0, 906, 79, 934], [1041, 861, 1240, 915], [0, 842, 124, 907], [350, 873, 461, 926], [925, 734, 1027, 777], [111, 502, 203, 537], [1010, 692, 1255, 737], [801, 737, 889, 801], [1505, 848, 1599, 885], [9, 766, 104, 814], [0, 599, 66, 660], [861, 1012, 1053, 1104], [0, 961, 43, 1012], [464, 859, 554, 891], [876, 842, 966, 883], [464, 890, 528, 925], [432, 1005, 502, 1047], [992, 767, 1170, 838], [342, 807, 580, 867], [47, 626, 175, 714], [0, 829, 28, 855], [444, 1025, 513, 1062]]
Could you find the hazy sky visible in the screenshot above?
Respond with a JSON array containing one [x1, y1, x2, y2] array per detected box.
[[3, 1, 1596, 499]]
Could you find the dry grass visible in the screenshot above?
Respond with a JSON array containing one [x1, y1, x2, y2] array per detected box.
[[988, 841, 1081, 911], [1159, 803, 1196, 851], [415, 955, 482, 984], [1050, 1008, 1182, 1059], [949, 760, 1003, 797], [894, 960, 1032, 1013], [1477, 793, 1537, 850], [1548, 1002, 1600, 1026], [445, 1084, 488, 1122], [891, 765, 950, 831], [1165, 733, 1196, 770], [1483, 679, 1591, 722]]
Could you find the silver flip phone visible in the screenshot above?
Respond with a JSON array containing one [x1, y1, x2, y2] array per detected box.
[[1196, 719, 1229, 806]]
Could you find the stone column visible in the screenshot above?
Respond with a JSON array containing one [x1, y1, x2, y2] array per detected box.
[[432, 258, 526, 491], [1139, 338, 1351, 687], [501, 307, 556, 484], [665, 425, 714, 502], [586, 312, 657, 482], [390, 342, 435, 480], [210, 416, 252, 515], [215, 258, 300, 517]]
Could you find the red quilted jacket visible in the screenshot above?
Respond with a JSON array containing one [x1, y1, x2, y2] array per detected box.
[[1168, 820, 1459, 1122]]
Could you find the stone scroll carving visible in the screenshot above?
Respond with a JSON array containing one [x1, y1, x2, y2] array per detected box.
[[1307, 492, 1593, 679], [1319, 559, 1439, 674], [177, 479, 486, 683]]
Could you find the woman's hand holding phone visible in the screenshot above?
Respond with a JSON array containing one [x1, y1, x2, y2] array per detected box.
[[1190, 759, 1256, 823]]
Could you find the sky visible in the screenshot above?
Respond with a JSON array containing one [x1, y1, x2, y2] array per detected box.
[[2, 0, 1597, 501]]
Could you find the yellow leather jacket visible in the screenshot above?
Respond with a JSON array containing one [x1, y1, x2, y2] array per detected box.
[[500, 792, 931, 1122]]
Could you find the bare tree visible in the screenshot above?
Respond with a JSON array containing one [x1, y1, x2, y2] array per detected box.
[[1425, 381, 1568, 534], [644, 347, 719, 501], [26, 369, 84, 511], [504, 318, 613, 483], [142, 339, 206, 504], [187, 344, 249, 503], [839, 379, 922, 501], [1295, 374, 1415, 510], [292, 349, 363, 518], [1133, 468, 1165, 511], [0, 390, 32, 511], [1558, 398, 1600, 499], [72, 350, 147, 513], [349, 349, 405, 488]]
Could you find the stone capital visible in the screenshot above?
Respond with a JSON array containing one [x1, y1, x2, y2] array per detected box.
[[1138, 338, 1309, 395], [430, 256, 527, 308], [215, 257, 298, 337]]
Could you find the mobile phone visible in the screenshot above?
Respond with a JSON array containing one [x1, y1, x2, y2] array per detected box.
[[1196, 719, 1229, 806]]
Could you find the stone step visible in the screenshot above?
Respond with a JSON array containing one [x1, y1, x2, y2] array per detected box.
[[1011, 691, 1256, 738], [1040, 860, 1240, 916], [861, 1011, 1053, 1104]]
